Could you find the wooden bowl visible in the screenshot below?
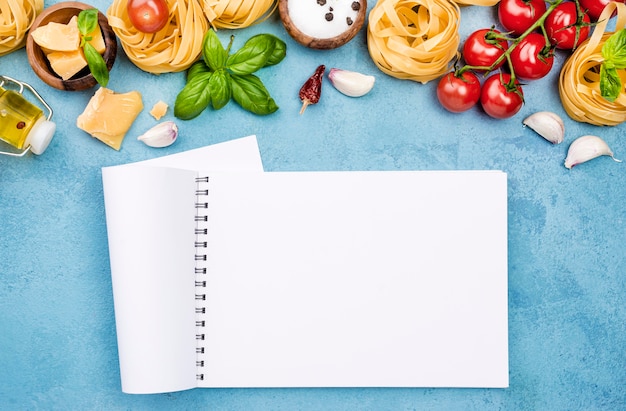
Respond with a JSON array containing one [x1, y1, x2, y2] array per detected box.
[[279, 0, 367, 49], [26, 2, 117, 91]]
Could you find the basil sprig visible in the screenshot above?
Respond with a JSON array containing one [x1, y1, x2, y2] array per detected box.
[[174, 30, 286, 119], [77, 9, 108, 87], [600, 29, 626, 102]]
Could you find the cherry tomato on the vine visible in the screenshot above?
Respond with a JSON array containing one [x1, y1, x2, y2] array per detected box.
[[480, 73, 524, 119], [578, 0, 625, 21], [436, 71, 482, 113], [498, 0, 547, 36], [509, 33, 554, 80], [545, 1, 591, 50], [127, 0, 169, 33], [462, 29, 509, 70]]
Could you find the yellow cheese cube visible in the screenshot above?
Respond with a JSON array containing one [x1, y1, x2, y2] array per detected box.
[[76, 88, 144, 150], [31, 16, 80, 52], [86, 24, 106, 54], [149, 100, 168, 120], [47, 49, 88, 80]]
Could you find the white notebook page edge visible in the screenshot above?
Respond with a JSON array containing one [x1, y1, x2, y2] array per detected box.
[[101, 135, 264, 394], [103, 166, 198, 394]]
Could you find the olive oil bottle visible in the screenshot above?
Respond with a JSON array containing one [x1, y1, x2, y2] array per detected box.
[[0, 76, 56, 156]]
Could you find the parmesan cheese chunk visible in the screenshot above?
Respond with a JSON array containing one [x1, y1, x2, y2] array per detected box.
[[47, 49, 88, 80], [149, 100, 168, 120], [31, 16, 81, 52], [87, 24, 106, 54], [76, 88, 144, 150]]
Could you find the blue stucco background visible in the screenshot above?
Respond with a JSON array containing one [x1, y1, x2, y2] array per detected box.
[[1, 0, 625, 409]]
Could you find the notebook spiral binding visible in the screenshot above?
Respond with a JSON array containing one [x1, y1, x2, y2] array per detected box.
[[194, 176, 210, 382]]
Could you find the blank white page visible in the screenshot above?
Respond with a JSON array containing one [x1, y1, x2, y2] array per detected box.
[[196, 170, 508, 388], [102, 135, 264, 394]]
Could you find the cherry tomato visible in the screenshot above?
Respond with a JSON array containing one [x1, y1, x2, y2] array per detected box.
[[498, 0, 547, 36], [480, 73, 524, 119], [578, 0, 624, 21], [127, 0, 169, 33], [510, 33, 554, 80], [462, 29, 509, 70], [545, 1, 591, 50], [436, 71, 482, 113]]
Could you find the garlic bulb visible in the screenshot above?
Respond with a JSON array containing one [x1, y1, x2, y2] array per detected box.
[[137, 121, 178, 148], [564, 135, 622, 169], [328, 68, 375, 97], [522, 111, 565, 144]]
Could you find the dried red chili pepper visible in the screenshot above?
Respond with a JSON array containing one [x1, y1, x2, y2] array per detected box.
[[299, 65, 325, 115]]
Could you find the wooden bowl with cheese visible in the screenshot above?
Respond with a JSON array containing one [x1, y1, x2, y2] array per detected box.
[[26, 2, 117, 91]]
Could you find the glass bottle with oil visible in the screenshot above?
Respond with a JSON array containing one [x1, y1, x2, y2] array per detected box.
[[0, 75, 55, 156]]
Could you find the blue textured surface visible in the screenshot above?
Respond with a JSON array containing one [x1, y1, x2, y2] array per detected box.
[[1, 0, 625, 409]]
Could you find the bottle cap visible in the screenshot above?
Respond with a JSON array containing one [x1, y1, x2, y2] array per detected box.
[[25, 118, 56, 155]]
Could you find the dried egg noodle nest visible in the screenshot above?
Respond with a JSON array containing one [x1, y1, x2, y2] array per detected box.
[[0, 0, 42, 56], [202, 0, 277, 29], [559, 2, 626, 126], [107, 0, 276, 73], [453, 0, 499, 6], [367, 0, 461, 84]]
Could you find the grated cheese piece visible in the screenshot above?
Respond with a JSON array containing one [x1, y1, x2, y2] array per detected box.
[[149, 100, 168, 120]]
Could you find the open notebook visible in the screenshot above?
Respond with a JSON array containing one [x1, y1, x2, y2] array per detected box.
[[102, 136, 509, 394]]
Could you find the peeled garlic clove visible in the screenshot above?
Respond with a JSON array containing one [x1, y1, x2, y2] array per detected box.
[[522, 111, 565, 144], [564, 135, 622, 169], [328, 68, 375, 97], [138, 121, 178, 148]]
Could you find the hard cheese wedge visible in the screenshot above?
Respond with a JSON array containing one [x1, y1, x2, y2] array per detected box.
[[77, 88, 143, 150], [47, 49, 88, 80], [31, 16, 81, 52]]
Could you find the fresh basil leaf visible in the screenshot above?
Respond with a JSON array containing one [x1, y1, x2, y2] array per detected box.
[[209, 69, 231, 110], [202, 29, 228, 71], [264, 35, 287, 67], [77, 9, 99, 36], [600, 64, 622, 102], [83, 42, 108, 87], [174, 72, 213, 120], [187, 61, 211, 81], [602, 29, 626, 69], [226, 35, 277, 75], [230, 74, 278, 115]]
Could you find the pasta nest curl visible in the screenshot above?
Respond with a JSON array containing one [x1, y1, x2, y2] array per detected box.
[[0, 0, 43, 56], [107, 0, 276, 74], [367, 0, 461, 84], [559, 2, 626, 126]]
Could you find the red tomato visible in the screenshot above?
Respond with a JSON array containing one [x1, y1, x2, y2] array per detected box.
[[462, 29, 509, 70], [545, 2, 591, 50], [498, 0, 548, 36], [436, 71, 482, 113], [510, 33, 554, 80], [579, 0, 624, 20], [127, 0, 169, 33], [480, 73, 524, 119]]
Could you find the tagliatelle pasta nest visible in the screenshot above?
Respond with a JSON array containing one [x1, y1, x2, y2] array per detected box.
[[367, 0, 461, 84], [559, 2, 626, 126], [0, 0, 43, 56], [201, 0, 277, 29], [107, 0, 276, 73]]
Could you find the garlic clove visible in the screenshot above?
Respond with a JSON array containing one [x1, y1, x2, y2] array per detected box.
[[137, 121, 178, 148], [564, 135, 622, 169], [522, 111, 565, 144], [328, 68, 375, 97]]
